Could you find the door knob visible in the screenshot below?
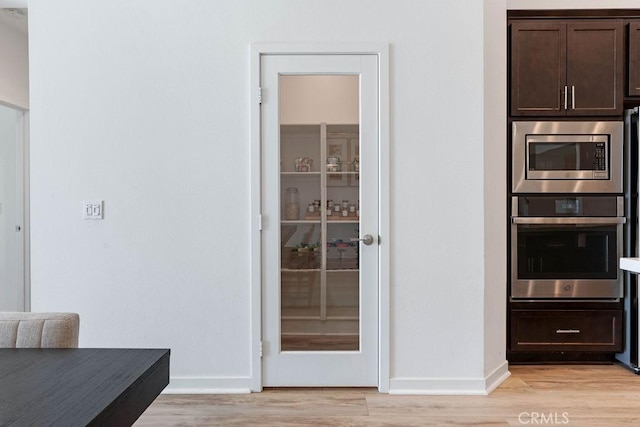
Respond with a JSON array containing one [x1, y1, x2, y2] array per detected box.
[[350, 234, 375, 245]]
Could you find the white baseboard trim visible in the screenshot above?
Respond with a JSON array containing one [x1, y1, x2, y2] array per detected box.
[[163, 376, 252, 394], [389, 360, 510, 395], [484, 360, 510, 394], [163, 362, 511, 395]]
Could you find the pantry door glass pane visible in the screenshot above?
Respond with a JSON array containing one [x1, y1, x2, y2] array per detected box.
[[279, 75, 360, 351]]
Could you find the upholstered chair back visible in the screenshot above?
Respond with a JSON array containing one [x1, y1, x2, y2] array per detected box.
[[0, 312, 79, 348]]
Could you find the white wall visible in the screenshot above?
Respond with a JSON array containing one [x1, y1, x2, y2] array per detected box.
[[483, 0, 509, 390], [28, 0, 506, 393], [0, 11, 28, 108]]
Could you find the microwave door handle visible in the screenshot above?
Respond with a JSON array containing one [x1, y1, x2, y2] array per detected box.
[[512, 217, 626, 225]]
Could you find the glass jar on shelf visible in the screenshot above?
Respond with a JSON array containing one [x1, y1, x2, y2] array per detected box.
[[294, 157, 313, 172], [284, 187, 300, 220], [327, 156, 341, 172], [352, 156, 359, 172]]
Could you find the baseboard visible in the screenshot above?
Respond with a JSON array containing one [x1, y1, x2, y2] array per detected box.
[[163, 362, 510, 395], [163, 376, 252, 394], [389, 360, 510, 395], [484, 360, 510, 394]]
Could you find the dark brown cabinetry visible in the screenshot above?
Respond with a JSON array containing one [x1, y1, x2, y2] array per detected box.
[[507, 11, 640, 364], [510, 310, 623, 353], [630, 22, 640, 96], [511, 20, 623, 116]]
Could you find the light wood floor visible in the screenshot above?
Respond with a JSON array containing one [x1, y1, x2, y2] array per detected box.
[[135, 364, 640, 426]]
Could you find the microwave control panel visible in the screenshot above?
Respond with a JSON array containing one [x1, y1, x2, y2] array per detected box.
[[594, 142, 607, 173]]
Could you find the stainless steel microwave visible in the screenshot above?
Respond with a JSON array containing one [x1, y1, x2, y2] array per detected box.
[[512, 121, 623, 193]]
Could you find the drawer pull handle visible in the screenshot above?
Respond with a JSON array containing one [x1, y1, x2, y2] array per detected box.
[[556, 329, 581, 334]]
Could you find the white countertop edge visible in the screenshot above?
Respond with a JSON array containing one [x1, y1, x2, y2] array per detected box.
[[620, 257, 640, 274]]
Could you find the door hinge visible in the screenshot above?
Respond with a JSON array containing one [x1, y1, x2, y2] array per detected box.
[[258, 87, 263, 104], [259, 341, 263, 358]]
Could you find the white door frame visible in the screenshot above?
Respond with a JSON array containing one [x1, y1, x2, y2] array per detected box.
[[249, 43, 390, 392], [20, 109, 30, 311]]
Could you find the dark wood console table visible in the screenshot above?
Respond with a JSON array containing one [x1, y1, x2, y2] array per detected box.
[[0, 348, 170, 426]]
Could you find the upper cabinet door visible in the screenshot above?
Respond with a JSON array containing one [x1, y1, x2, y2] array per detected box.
[[510, 20, 623, 117], [629, 22, 640, 97], [511, 22, 567, 117], [566, 20, 623, 116]]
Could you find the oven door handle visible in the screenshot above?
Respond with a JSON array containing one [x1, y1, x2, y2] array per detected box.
[[512, 217, 626, 225]]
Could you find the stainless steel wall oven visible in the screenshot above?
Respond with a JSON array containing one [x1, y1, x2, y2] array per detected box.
[[511, 195, 624, 298]]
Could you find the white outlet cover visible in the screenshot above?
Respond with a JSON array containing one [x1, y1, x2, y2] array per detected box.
[[83, 200, 103, 219]]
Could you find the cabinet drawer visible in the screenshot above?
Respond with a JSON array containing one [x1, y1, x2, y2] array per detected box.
[[510, 310, 622, 352]]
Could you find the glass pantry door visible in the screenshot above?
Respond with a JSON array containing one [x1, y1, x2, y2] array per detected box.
[[261, 55, 379, 386]]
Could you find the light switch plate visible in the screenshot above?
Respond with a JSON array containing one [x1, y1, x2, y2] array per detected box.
[[83, 200, 103, 219]]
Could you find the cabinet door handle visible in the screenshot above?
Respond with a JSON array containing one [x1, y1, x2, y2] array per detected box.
[[564, 85, 568, 110], [556, 329, 581, 334], [571, 85, 575, 109]]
